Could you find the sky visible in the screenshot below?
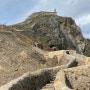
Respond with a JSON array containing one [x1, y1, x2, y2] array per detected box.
[[0, 0, 90, 39]]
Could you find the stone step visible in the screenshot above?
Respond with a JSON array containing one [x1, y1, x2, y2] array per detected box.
[[41, 81, 55, 90]]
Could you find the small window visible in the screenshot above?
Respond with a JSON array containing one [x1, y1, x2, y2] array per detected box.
[[66, 51, 70, 54]]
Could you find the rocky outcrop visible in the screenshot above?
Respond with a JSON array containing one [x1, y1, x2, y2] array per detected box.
[[84, 39, 90, 56]]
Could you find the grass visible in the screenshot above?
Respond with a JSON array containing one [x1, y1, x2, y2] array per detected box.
[[15, 15, 51, 31]]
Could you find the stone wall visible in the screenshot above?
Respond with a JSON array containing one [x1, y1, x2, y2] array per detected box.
[[54, 71, 74, 90], [64, 65, 90, 90], [47, 50, 64, 59], [0, 65, 70, 90], [69, 51, 88, 66], [33, 47, 88, 65], [0, 61, 89, 90], [85, 57, 90, 64], [32, 47, 48, 59], [33, 47, 66, 60]]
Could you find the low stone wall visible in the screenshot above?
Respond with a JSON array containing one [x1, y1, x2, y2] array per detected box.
[[48, 50, 64, 59], [54, 71, 74, 90], [63, 65, 90, 90], [33, 47, 64, 60], [33, 47, 88, 66], [70, 52, 88, 66], [0, 66, 62, 90], [0, 59, 76, 90], [32, 47, 48, 59]]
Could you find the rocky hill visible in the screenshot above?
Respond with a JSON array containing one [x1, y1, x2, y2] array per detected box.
[[10, 11, 90, 56], [0, 11, 90, 89]]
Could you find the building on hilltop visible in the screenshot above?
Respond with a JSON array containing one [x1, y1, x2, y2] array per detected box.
[[54, 9, 57, 13]]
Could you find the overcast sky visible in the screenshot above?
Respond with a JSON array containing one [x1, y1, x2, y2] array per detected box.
[[0, 0, 90, 39]]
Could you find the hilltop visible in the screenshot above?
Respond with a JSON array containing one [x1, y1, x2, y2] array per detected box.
[[11, 11, 90, 56]]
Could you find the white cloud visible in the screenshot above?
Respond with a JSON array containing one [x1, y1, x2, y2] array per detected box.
[[75, 13, 90, 39], [23, 0, 55, 21], [67, 0, 76, 4], [83, 33, 90, 39], [75, 13, 90, 26], [39, 0, 48, 5]]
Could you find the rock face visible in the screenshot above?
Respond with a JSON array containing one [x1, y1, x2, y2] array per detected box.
[[31, 16, 85, 53], [84, 39, 90, 56], [11, 11, 87, 55]]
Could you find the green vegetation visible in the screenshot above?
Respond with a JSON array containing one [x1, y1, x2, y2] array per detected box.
[[15, 15, 51, 31], [41, 37, 51, 51]]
